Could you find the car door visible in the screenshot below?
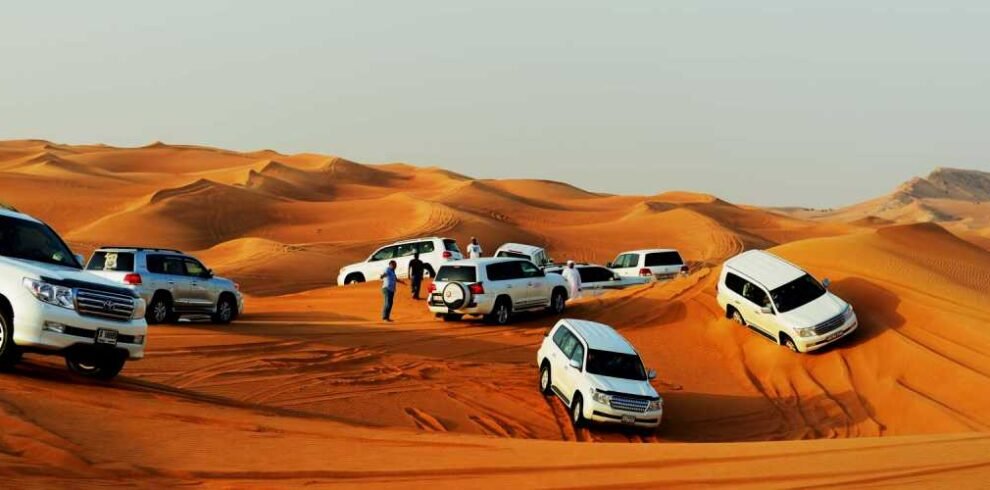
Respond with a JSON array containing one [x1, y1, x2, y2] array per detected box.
[[161, 255, 195, 309], [143, 254, 177, 302], [555, 331, 586, 401], [612, 253, 639, 278], [518, 261, 548, 307], [740, 278, 776, 337], [496, 261, 527, 307], [181, 257, 215, 310], [393, 242, 419, 279]]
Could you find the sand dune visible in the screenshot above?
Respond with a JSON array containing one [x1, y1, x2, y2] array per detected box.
[[1, 140, 989, 486]]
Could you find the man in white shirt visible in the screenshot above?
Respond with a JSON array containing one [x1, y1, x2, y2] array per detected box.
[[467, 237, 483, 259], [561, 260, 582, 300]]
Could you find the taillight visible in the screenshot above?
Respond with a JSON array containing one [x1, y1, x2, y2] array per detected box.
[[428, 283, 436, 293], [680, 265, 689, 274], [468, 282, 485, 295], [442, 251, 452, 259], [234, 282, 240, 290], [639, 268, 653, 277], [123, 273, 143, 285]]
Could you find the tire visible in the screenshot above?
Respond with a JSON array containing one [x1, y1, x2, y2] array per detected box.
[[547, 289, 566, 315], [539, 362, 553, 395], [146, 293, 175, 325], [0, 310, 21, 369], [65, 352, 126, 380], [345, 274, 365, 285], [442, 313, 463, 322], [782, 335, 800, 353], [730, 308, 746, 326], [212, 295, 237, 324], [442, 283, 470, 310], [571, 394, 586, 428], [486, 298, 512, 325]]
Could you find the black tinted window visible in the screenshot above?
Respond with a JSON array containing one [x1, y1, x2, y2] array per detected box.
[[725, 272, 747, 295], [742, 282, 770, 307], [0, 216, 79, 268], [496, 250, 530, 260], [558, 332, 579, 358], [146, 254, 164, 273], [645, 251, 683, 267], [771, 274, 827, 313], [486, 262, 509, 281], [436, 265, 477, 282], [419, 241, 435, 254], [372, 246, 397, 261], [184, 258, 207, 277], [580, 267, 613, 283], [519, 261, 542, 278], [552, 326, 570, 348], [586, 350, 647, 381], [163, 257, 186, 275], [87, 251, 135, 272], [443, 240, 460, 253]]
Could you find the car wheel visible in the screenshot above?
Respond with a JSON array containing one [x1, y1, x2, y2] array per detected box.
[[212, 296, 236, 324], [539, 363, 553, 395], [571, 394, 586, 428], [487, 299, 512, 325], [442, 313, 463, 322], [345, 274, 365, 285], [65, 352, 126, 380], [548, 289, 566, 314], [782, 336, 800, 353], [146, 294, 174, 325], [0, 310, 21, 369], [731, 309, 746, 326]]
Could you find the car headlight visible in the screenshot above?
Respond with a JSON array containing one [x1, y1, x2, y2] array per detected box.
[[842, 305, 854, 321], [648, 398, 663, 411], [131, 298, 147, 320], [796, 326, 816, 338], [23, 278, 75, 310], [591, 389, 612, 405]]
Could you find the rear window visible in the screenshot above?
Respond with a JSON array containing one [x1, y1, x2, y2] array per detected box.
[[436, 265, 476, 283], [496, 250, 530, 260], [645, 251, 683, 267], [87, 251, 135, 272], [443, 239, 461, 253]]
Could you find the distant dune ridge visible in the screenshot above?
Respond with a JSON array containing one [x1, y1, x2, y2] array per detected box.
[[1, 139, 990, 487]]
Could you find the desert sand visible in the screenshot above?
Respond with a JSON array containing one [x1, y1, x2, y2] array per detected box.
[[1, 139, 989, 488]]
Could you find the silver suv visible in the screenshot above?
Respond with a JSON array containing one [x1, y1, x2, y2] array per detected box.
[[86, 247, 244, 325]]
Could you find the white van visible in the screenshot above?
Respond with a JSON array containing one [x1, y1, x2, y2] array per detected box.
[[494, 243, 553, 269], [337, 237, 462, 285], [716, 250, 858, 353], [609, 249, 687, 281]]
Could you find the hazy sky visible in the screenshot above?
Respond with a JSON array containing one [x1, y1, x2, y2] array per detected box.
[[3, 1, 989, 207]]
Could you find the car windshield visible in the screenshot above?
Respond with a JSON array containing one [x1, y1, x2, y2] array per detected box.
[[436, 265, 477, 283], [770, 274, 827, 313], [87, 251, 135, 272], [0, 215, 80, 268], [585, 349, 647, 381], [496, 250, 530, 260]]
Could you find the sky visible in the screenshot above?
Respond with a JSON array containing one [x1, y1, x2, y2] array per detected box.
[[2, 1, 989, 207]]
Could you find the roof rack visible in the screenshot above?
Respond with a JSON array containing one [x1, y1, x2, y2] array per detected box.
[[97, 246, 185, 254]]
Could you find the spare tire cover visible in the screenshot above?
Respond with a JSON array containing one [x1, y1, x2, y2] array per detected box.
[[442, 282, 469, 309]]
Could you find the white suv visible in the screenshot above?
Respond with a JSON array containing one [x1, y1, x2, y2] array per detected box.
[[338, 237, 463, 285], [716, 250, 858, 353], [609, 249, 687, 281], [427, 258, 569, 325], [494, 243, 554, 269], [0, 209, 148, 379], [537, 319, 663, 429]]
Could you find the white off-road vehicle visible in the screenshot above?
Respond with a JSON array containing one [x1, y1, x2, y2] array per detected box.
[[716, 250, 858, 353], [494, 243, 554, 268], [427, 258, 569, 325], [537, 319, 663, 429], [0, 209, 147, 379], [609, 248, 688, 281], [338, 237, 463, 285]]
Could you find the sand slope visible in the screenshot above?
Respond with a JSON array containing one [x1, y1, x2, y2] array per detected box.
[[1, 140, 989, 486]]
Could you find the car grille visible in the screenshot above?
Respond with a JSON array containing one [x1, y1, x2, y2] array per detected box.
[[75, 288, 136, 322], [609, 395, 651, 414], [812, 312, 845, 335]]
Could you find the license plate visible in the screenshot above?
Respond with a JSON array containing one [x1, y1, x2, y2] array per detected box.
[[825, 329, 845, 342], [96, 329, 118, 345], [621, 415, 636, 425]]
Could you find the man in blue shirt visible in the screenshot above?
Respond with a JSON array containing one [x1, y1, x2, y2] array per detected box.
[[380, 260, 399, 322]]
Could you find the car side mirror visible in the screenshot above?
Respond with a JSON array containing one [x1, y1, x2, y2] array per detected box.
[[612, 274, 621, 281], [202, 269, 214, 279], [606, 262, 613, 268], [761, 305, 774, 314], [568, 359, 581, 370], [74, 254, 86, 267], [822, 278, 831, 289], [647, 369, 657, 380]]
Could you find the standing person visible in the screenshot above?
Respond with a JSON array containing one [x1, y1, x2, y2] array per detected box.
[[467, 237, 483, 259], [409, 252, 426, 300], [561, 260, 582, 300], [380, 260, 400, 322]]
